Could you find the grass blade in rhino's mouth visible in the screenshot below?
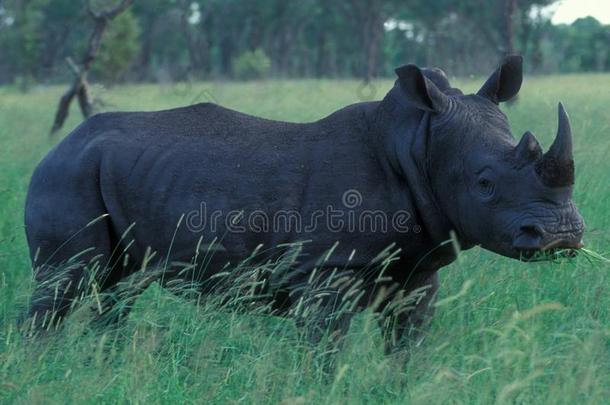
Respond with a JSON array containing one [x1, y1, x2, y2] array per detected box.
[[578, 248, 610, 264], [519, 248, 580, 262], [521, 246, 610, 264]]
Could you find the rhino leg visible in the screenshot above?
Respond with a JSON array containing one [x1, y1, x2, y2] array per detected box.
[[88, 255, 147, 330], [292, 269, 357, 373], [22, 226, 116, 333], [23, 175, 120, 333], [378, 272, 439, 356]]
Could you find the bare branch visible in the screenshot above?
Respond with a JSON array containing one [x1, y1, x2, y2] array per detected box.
[[66, 57, 81, 76], [50, 0, 133, 134], [88, 0, 133, 21], [104, 0, 133, 20]]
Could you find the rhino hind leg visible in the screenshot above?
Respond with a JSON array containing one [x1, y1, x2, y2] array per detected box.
[[87, 253, 147, 331], [23, 205, 118, 334]]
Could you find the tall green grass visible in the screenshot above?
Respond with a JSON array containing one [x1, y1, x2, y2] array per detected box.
[[0, 76, 609, 404]]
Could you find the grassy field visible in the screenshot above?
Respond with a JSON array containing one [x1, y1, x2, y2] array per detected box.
[[0, 75, 609, 404]]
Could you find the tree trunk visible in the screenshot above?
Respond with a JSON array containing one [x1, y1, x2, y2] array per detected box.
[[315, 28, 327, 77], [364, 10, 383, 81], [179, 0, 211, 77], [344, 0, 384, 82], [502, 0, 517, 56], [135, 19, 155, 81], [50, 0, 133, 135]]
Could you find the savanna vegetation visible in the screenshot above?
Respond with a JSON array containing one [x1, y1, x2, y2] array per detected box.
[[0, 75, 608, 403], [1, 0, 610, 86]]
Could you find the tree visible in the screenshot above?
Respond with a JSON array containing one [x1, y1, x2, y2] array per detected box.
[[0, 0, 49, 86], [91, 8, 140, 83], [130, 0, 177, 80], [50, 0, 133, 134], [502, 0, 517, 55], [338, 0, 402, 81], [2, 0, 606, 85], [551, 17, 610, 72], [37, 0, 83, 75]]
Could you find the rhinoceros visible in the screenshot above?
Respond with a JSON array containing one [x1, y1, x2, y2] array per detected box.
[[23, 56, 584, 352]]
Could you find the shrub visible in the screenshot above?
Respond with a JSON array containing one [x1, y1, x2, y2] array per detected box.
[[91, 9, 141, 84], [232, 49, 271, 80]]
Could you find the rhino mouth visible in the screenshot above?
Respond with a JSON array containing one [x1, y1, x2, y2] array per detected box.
[[514, 238, 584, 262]]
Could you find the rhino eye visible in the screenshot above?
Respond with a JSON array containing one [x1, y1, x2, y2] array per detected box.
[[477, 178, 495, 197]]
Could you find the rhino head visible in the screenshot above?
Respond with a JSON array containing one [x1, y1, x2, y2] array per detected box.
[[396, 56, 585, 260]]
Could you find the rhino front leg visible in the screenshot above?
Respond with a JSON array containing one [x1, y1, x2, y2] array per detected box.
[[291, 270, 357, 373], [295, 301, 353, 376], [378, 272, 439, 356]]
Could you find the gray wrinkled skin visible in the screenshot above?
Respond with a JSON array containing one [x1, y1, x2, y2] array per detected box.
[[23, 56, 584, 354]]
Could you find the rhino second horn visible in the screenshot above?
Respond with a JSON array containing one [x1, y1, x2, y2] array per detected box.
[[515, 131, 542, 162], [546, 102, 573, 163]]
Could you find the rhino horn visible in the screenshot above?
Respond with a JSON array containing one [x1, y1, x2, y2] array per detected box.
[[546, 102, 573, 163], [535, 103, 575, 187], [514, 131, 542, 162]]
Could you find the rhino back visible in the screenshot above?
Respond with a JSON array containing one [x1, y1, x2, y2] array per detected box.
[[32, 102, 417, 273]]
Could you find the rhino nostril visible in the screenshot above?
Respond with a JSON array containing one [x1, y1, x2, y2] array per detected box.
[[520, 225, 543, 238], [513, 224, 544, 250]]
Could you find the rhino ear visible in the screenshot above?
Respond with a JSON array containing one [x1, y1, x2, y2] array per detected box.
[[477, 55, 523, 104], [395, 64, 449, 113]]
